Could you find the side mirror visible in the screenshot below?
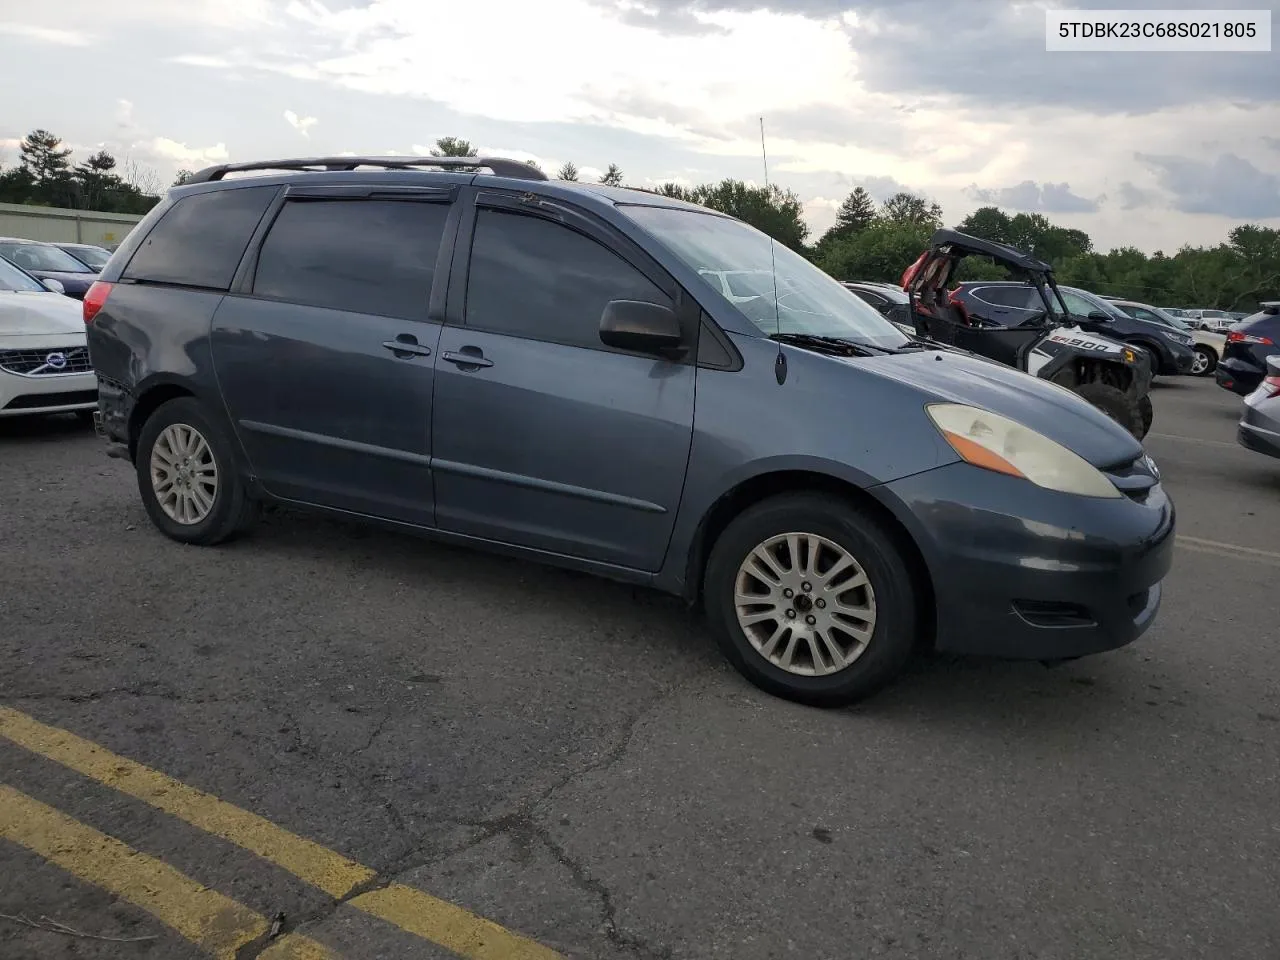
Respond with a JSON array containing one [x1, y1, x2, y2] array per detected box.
[[1087, 310, 1112, 322], [599, 300, 684, 356], [42, 278, 66, 295]]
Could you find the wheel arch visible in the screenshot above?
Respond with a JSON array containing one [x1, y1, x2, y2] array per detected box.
[[681, 469, 937, 648], [128, 377, 199, 461]]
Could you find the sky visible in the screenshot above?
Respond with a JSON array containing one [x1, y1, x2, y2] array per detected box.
[[1, 0, 1278, 253]]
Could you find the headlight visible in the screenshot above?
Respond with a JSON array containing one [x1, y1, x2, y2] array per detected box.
[[926, 403, 1122, 499]]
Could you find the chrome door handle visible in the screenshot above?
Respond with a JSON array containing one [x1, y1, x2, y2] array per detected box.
[[442, 349, 493, 369]]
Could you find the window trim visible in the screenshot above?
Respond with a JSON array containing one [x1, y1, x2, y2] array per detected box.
[[119, 184, 282, 292], [447, 190, 699, 362], [228, 190, 460, 324]]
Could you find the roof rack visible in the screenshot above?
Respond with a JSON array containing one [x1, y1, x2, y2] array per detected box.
[[185, 155, 549, 184]]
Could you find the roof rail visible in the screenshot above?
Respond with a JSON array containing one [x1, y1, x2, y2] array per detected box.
[[185, 155, 549, 185]]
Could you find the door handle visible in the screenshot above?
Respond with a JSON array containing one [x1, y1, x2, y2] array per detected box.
[[442, 348, 494, 369], [382, 335, 432, 358]]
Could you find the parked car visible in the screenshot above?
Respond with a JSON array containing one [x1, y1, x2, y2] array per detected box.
[[1216, 302, 1280, 395], [904, 235, 1156, 438], [1238, 355, 1280, 460], [1108, 299, 1225, 376], [841, 281, 913, 331], [0, 237, 100, 299], [55, 242, 112, 271], [84, 155, 1174, 707], [948, 281, 1197, 378], [0, 255, 98, 419], [1183, 309, 1235, 333]]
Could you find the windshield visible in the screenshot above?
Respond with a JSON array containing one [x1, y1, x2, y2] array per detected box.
[[0, 241, 94, 274], [63, 245, 110, 269], [625, 205, 909, 347], [0, 256, 49, 293]]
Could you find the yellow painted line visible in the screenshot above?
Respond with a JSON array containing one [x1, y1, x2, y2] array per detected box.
[[0, 706, 566, 959], [0, 705, 374, 899], [0, 785, 338, 960], [1176, 534, 1280, 565], [348, 884, 563, 960]]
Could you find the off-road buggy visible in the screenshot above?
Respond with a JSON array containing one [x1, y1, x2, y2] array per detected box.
[[902, 229, 1154, 439]]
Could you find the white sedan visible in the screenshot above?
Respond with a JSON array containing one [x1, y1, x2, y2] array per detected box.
[[0, 257, 98, 419]]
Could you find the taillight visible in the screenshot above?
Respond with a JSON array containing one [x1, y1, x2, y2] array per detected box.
[[1262, 375, 1280, 399], [83, 281, 113, 323], [1227, 330, 1274, 345]]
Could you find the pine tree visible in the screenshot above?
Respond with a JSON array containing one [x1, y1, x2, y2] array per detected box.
[[599, 163, 624, 187], [557, 161, 579, 181]]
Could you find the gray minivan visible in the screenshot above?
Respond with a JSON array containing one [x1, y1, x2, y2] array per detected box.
[[84, 156, 1175, 707]]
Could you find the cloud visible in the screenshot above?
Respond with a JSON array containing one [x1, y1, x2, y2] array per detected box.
[[1136, 153, 1280, 218], [0, 23, 94, 45], [1117, 182, 1162, 210], [284, 110, 318, 138], [1264, 136, 1280, 152], [967, 180, 1101, 213]]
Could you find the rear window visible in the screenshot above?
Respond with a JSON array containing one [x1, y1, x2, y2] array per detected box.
[[973, 286, 1038, 308], [123, 185, 277, 290], [1238, 305, 1280, 329]]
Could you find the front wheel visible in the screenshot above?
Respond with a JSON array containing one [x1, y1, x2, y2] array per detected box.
[[703, 493, 920, 707], [1074, 381, 1145, 439], [1191, 346, 1217, 376]]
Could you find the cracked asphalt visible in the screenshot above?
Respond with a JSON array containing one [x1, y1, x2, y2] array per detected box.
[[2, 375, 1278, 960]]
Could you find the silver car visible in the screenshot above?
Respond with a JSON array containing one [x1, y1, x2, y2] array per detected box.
[[1239, 355, 1280, 460]]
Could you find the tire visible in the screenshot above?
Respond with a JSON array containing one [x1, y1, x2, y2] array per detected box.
[[134, 397, 256, 545], [1191, 346, 1217, 377], [1138, 395, 1153, 439], [1074, 381, 1144, 439], [703, 493, 919, 708]]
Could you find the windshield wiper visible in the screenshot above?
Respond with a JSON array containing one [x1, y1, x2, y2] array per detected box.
[[769, 333, 896, 357]]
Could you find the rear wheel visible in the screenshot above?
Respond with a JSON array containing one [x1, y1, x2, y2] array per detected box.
[[1191, 346, 1217, 376], [703, 493, 919, 708], [135, 397, 257, 545], [1074, 381, 1144, 439], [1138, 395, 1153, 438]]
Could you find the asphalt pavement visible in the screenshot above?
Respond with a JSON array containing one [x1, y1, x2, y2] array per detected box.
[[1, 376, 1277, 960]]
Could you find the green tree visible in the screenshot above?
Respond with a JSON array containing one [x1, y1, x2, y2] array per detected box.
[[20, 129, 72, 182], [689, 179, 809, 251], [430, 137, 478, 157], [556, 161, 579, 181], [814, 186, 878, 258], [73, 150, 121, 210], [956, 206, 1012, 244], [173, 169, 194, 186], [818, 220, 933, 282], [654, 182, 691, 200], [599, 163, 625, 186], [879, 191, 943, 229]]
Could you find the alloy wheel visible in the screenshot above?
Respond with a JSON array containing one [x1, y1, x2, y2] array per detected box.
[[733, 532, 877, 677], [150, 423, 218, 525], [1192, 350, 1211, 375]]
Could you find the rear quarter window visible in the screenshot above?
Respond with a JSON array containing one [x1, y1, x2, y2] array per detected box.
[[122, 185, 277, 290]]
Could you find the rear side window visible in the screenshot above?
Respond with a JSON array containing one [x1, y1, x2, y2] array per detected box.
[[465, 208, 669, 349], [974, 286, 1037, 308], [123, 186, 276, 290], [852, 289, 887, 308], [252, 199, 449, 321]]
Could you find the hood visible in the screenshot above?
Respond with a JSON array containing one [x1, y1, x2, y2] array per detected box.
[[0, 291, 86, 336], [857, 349, 1143, 468]]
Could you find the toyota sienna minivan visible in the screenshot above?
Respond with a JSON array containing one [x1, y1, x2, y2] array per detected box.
[[84, 155, 1175, 707]]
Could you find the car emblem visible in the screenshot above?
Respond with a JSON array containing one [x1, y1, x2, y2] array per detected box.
[[44, 352, 68, 370], [1142, 454, 1160, 480]]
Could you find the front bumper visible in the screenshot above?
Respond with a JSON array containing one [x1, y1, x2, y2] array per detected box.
[[1168, 347, 1196, 375], [879, 461, 1174, 660], [0, 339, 98, 417]]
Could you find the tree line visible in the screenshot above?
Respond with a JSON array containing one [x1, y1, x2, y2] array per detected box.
[[0, 129, 164, 215], [4, 130, 1275, 310]]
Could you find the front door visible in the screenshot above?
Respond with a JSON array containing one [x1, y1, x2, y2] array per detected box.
[[430, 194, 696, 572], [211, 187, 456, 526]]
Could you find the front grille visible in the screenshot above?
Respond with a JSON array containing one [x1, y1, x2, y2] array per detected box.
[[0, 346, 93, 377], [4, 389, 98, 410]]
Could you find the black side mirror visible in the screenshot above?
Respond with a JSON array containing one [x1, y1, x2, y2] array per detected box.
[[1087, 310, 1112, 322], [599, 300, 684, 356]]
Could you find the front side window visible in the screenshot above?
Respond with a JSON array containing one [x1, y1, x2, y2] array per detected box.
[[64, 246, 110, 270], [253, 199, 449, 320], [622, 204, 909, 348], [124, 185, 277, 290], [464, 208, 670, 349], [1059, 290, 1102, 317], [0, 242, 93, 274]]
